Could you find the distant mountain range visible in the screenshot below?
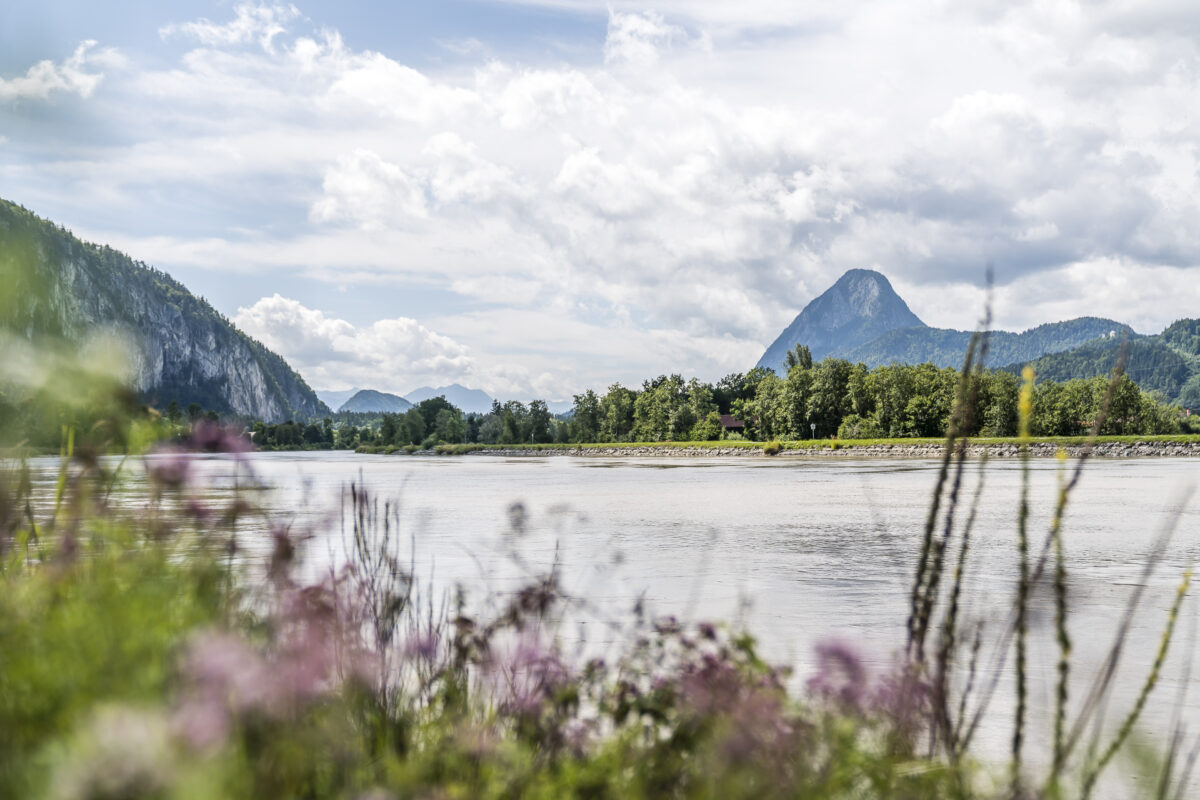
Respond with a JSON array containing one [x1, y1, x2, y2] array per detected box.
[[405, 384, 495, 414], [0, 199, 327, 422], [337, 389, 412, 413], [759, 269, 1199, 405], [319, 384, 561, 416]]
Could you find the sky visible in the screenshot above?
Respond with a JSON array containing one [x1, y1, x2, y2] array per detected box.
[[2, 0, 1199, 401]]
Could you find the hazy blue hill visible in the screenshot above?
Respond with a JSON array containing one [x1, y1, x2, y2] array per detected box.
[[338, 389, 413, 413], [0, 198, 328, 421], [405, 383, 494, 414], [318, 387, 362, 410], [757, 269, 925, 374], [841, 317, 1133, 369]]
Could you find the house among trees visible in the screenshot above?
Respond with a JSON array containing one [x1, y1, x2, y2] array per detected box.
[[719, 414, 744, 434]]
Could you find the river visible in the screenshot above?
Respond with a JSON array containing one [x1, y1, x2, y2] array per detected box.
[[26, 449, 1200, 784]]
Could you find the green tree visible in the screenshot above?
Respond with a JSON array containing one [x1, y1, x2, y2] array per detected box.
[[784, 343, 813, 373], [808, 359, 854, 437], [571, 390, 602, 443], [302, 422, 322, 444], [601, 384, 636, 441], [402, 408, 426, 445], [380, 413, 399, 445], [903, 364, 956, 437], [780, 366, 813, 438], [529, 400, 553, 444], [416, 396, 458, 433], [690, 410, 722, 441], [1099, 373, 1143, 435], [500, 401, 529, 444], [845, 363, 874, 420], [434, 408, 466, 443], [978, 371, 1018, 437]]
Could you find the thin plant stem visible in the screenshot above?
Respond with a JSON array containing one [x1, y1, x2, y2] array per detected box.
[[958, 348, 1128, 755], [909, 331, 981, 658], [1066, 486, 1194, 755], [1011, 365, 1035, 794], [1081, 567, 1193, 799], [1050, 450, 1072, 784]]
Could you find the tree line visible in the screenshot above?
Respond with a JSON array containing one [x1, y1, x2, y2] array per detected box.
[[349, 344, 1189, 451], [560, 346, 1183, 443]]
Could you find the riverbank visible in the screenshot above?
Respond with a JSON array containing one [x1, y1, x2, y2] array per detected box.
[[354, 434, 1200, 458]]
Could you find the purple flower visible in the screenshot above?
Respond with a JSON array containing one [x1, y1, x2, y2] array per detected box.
[[493, 632, 571, 717], [146, 445, 191, 488], [172, 696, 231, 752], [806, 639, 869, 712], [188, 420, 251, 455], [870, 661, 930, 740], [404, 632, 441, 663]]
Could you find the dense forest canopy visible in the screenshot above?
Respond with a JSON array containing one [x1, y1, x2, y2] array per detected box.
[[339, 345, 1190, 452]]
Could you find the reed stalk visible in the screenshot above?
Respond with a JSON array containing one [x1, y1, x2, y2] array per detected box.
[[1080, 568, 1193, 799], [1011, 365, 1035, 793]]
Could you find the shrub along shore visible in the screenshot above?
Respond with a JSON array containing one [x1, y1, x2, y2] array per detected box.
[[350, 434, 1200, 458]]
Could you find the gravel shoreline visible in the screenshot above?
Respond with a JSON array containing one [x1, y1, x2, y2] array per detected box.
[[464, 441, 1200, 459]]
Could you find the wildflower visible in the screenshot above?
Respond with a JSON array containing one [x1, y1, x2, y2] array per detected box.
[[145, 444, 191, 488], [188, 419, 251, 455], [871, 661, 930, 743], [404, 631, 441, 663], [806, 639, 869, 712]]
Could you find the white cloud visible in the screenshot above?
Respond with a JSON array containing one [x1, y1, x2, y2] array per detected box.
[[311, 149, 429, 228], [160, 2, 300, 53], [8, 1, 1200, 391], [0, 41, 121, 101], [603, 11, 685, 67], [234, 295, 475, 394]]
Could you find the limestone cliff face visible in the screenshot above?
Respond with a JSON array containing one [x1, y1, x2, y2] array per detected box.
[[1, 199, 327, 422]]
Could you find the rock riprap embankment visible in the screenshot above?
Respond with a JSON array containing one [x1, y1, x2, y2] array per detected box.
[[465, 441, 1200, 458]]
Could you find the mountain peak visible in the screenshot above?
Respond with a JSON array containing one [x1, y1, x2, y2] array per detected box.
[[404, 384, 495, 415], [338, 389, 412, 414], [757, 269, 926, 373]]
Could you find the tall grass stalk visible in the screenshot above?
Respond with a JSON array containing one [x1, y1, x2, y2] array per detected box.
[[1080, 568, 1193, 798], [1012, 365, 1035, 793], [957, 347, 1129, 756], [908, 328, 984, 659]]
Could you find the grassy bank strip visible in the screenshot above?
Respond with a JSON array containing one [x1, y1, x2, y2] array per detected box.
[[346, 434, 1200, 457]]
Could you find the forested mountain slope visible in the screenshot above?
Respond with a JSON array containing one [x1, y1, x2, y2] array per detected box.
[[841, 317, 1132, 369], [1009, 321, 1200, 406]]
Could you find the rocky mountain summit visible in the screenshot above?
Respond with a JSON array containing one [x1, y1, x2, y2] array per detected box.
[[0, 199, 327, 422], [759, 269, 1135, 379], [757, 269, 924, 373]]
